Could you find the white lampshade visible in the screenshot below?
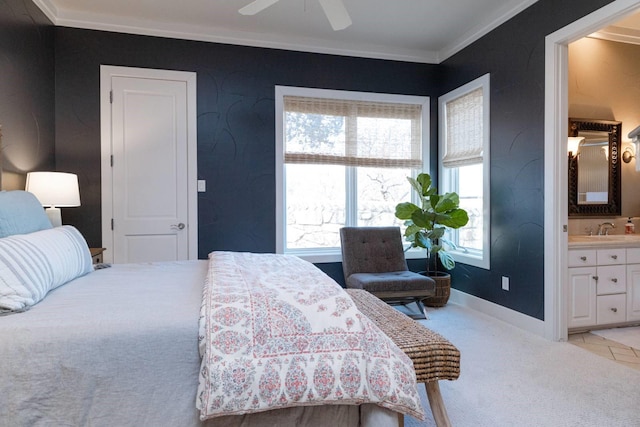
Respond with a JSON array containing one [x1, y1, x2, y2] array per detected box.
[[567, 136, 584, 157], [25, 172, 80, 227]]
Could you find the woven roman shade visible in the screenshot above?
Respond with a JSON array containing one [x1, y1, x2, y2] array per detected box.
[[284, 95, 423, 169], [442, 87, 484, 168]]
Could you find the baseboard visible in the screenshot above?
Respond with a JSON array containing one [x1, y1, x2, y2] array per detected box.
[[449, 289, 545, 337]]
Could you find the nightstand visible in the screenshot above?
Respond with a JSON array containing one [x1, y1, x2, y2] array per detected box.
[[90, 248, 105, 264]]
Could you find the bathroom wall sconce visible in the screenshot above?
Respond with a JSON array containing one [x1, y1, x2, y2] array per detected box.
[[628, 124, 640, 171], [567, 136, 583, 172], [567, 136, 584, 159], [623, 146, 635, 164]]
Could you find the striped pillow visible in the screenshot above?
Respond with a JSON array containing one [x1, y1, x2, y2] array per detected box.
[[0, 226, 93, 313]]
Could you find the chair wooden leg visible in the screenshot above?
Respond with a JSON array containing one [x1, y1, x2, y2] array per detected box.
[[425, 381, 452, 427]]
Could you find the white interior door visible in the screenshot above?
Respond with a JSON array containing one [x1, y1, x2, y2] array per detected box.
[[101, 66, 197, 263]]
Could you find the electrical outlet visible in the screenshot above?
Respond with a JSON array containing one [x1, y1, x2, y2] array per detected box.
[[501, 276, 510, 291]]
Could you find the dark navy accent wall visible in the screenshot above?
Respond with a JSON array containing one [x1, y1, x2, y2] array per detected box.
[[54, 28, 440, 260], [43, 0, 621, 321], [0, 0, 54, 189], [438, 0, 614, 320]]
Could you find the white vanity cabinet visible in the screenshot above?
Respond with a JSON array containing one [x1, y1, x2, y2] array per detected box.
[[567, 250, 597, 328], [567, 247, 627, 329], [626, 248, 640, 322]]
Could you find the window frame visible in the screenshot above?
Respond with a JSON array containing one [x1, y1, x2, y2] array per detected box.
[[438, 74, 491, 270], [275, 85, 430, 263]]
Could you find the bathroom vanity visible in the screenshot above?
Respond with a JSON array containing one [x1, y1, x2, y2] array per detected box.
[[568, 235, 640, 331]]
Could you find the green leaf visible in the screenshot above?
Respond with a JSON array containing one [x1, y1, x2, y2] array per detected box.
[[438, 208, 469, 229], [416, 173, 432, 196], [440, 236, 458, 250], [438, 251, 456, 270], [411, 210, 434, 229], [407, 177, 423, 197], [433, 212, 452, 224], [395, 202, 419, 220], [427, 227, 445, 240], [404, 223, 421, 235], [434, 192, 459, 213], [415, 231, 431, 249], [429, 194, 440, 209]]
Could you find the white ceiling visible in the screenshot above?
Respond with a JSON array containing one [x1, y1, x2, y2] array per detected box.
[[33, 0, 539, 63]]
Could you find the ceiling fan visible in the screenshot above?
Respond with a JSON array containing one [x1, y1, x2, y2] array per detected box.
[[239, 0, 352, 31]]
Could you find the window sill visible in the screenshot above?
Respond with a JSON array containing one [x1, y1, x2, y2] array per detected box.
[[285, 247, 428, 264]]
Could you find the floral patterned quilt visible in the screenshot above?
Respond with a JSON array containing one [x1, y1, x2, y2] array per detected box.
[[197, 251, 425, 421]]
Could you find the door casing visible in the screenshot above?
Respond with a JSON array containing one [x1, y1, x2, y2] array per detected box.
[[100, 65, 198, 263], [544, 0, 640, 341]]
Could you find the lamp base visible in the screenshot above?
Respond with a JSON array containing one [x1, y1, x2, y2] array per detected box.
[[45, 207, 62, 227]]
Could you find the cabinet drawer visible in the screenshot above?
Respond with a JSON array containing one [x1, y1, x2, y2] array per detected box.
[[595, 265, 626, 295], [568, 249, 596, 267], [627, 247, 640, 264], [596, 248, 626, 265], [597, 294, 627, 325]]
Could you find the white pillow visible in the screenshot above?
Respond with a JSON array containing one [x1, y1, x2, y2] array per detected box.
[[0, 226, 93, 313]]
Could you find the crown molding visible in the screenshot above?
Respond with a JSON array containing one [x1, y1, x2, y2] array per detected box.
[[32, 0, 539, 64], [590, 25, 640, 46], [438, 0, 539, 62], [31, 0, 57, 23]]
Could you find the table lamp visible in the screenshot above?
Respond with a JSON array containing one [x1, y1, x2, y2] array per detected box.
[[25, 172, 81, 227]]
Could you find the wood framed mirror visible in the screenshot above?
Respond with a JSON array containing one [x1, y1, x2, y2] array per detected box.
[[568, 118, 621, 216]]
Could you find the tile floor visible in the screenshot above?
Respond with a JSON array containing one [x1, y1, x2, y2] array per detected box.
[[569, 332, 640, 370]]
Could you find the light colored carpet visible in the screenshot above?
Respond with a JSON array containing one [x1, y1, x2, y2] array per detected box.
[[404, 303, 640, 427], [592, 326, 640, 350]]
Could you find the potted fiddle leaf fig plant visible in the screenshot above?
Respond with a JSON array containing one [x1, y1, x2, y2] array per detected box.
[[394, 172, 469, 306]]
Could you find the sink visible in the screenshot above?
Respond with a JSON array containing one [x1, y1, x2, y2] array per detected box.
[[568, 234, 640, 246]]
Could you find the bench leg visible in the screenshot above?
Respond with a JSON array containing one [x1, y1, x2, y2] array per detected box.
[[425, 381, 452, 427]]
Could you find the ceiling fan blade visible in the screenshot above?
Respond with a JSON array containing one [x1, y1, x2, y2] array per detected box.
[[318, 0, 352, 31], [239, 0, 280, 16]]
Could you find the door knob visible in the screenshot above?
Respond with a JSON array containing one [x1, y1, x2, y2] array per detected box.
[[171, 223, 185, 230]]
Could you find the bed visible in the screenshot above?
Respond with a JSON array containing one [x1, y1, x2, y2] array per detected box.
[[0, 191, 424, 426]]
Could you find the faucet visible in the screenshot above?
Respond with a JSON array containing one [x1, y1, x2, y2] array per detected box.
[[597, 222, 615, 235]]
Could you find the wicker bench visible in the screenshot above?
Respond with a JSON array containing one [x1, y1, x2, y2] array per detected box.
[[345, 289, 460, 427]]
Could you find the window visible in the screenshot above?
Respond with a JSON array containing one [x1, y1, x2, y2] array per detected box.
[[276, 86, 429, 262], [438, 74, 490, 269]]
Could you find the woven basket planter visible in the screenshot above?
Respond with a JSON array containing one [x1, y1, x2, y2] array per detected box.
[[422, 272, 451, 307]]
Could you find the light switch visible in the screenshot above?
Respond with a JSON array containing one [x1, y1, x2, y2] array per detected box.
[[197, 180, 206, 192]]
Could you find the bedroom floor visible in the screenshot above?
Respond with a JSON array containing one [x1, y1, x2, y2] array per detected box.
[[568, 332, 640, 370]]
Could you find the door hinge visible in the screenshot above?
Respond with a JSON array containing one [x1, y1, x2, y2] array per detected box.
[[110, 155, 114, 167], [110, 90, 113, 104], [563, 225, 568, 232], [111, 218, 114, 230]]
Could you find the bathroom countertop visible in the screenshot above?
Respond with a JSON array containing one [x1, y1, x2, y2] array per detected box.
[[568, 234, 640, 249]]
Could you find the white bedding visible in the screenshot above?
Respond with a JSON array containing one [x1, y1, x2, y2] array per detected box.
[[198, 252, 424, 420], [0, 260, 400, 427]]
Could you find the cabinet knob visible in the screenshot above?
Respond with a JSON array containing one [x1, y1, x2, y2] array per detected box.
[[592, 275, 599, 281], [580, 256, 587, 261], [611, 278, 618, 283], [611, 307, 618, 313], [611, 255, 618, 260]]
